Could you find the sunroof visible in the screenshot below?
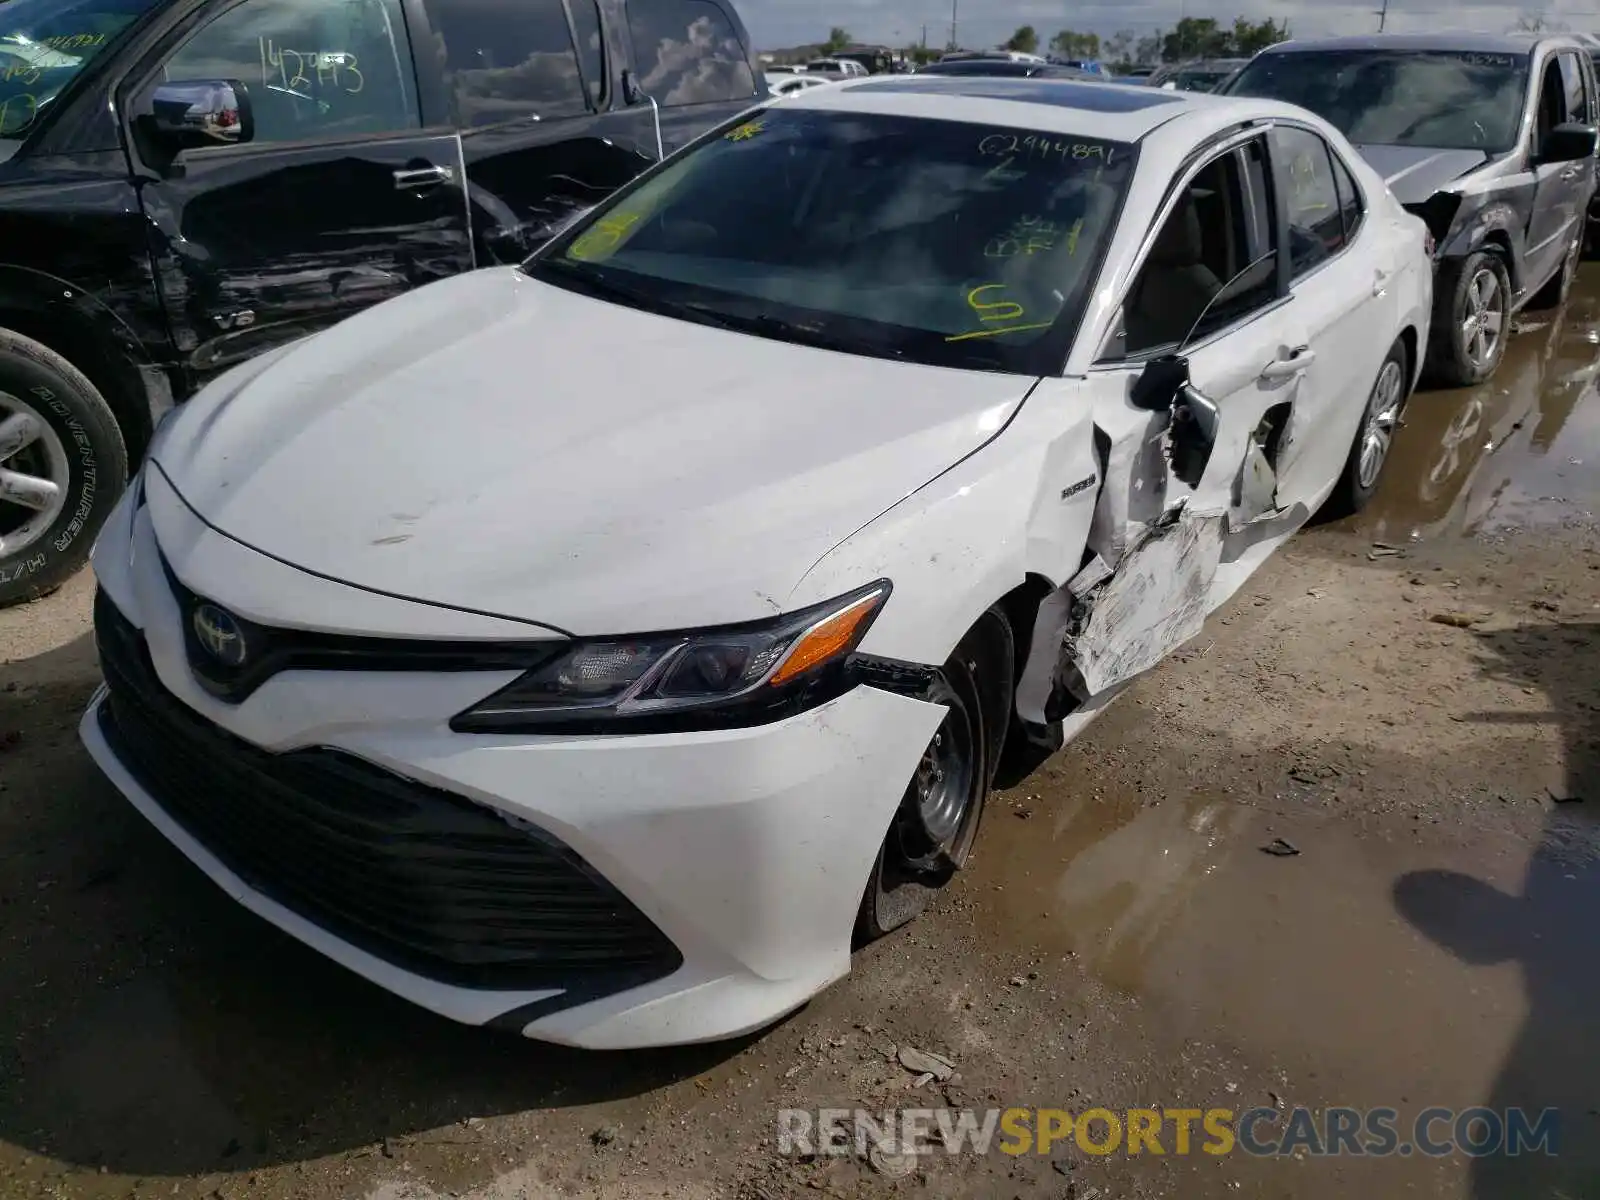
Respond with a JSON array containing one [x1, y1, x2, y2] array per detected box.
[[850, 77, 1184, 112]]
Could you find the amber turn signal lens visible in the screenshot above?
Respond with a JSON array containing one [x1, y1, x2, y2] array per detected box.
[[768, 591, 885, 687]]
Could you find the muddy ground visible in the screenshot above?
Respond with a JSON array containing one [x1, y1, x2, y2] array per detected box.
[[2, 278, 1599, 1200]]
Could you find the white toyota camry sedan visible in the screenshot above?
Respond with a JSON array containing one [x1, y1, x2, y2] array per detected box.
[[81, 77, 1431, 1049]]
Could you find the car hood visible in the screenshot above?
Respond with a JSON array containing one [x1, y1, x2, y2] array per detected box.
[[1352, 144, 1490, 206], [152, 268, 1030, 635]]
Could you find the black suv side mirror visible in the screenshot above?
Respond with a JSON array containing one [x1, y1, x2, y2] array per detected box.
[[620, 69, 664, 161], [1539, 121, 1598, 165], [142, 80, 254, 154]]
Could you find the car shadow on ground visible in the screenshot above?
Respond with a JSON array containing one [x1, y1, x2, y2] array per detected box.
[[0, 632, 755, 1178], [1393, 618, 1600, 1198]]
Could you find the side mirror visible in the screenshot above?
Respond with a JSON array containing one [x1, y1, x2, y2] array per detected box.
[[621, 69, 664, 161], [1131, 353, 1189, 410], [1130, 353, 1218, 487], [143, 79, 253, 153], [1540, 121, 1598, 165]]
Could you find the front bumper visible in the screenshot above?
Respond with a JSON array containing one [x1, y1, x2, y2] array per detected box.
[[80, 485, 944, 1049]]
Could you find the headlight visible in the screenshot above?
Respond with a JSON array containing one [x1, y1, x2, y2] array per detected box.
[[451, 581, 892, 734]]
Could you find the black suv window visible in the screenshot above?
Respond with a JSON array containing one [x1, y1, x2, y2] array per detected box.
[[1119, 138, 1278, 356], [429, 0, 589, 126], [1273, 126, 1347, 277], [568, 0, 605, 107], [160, 0, 419, 144], [1, 0, 162, 138], [1225, 49, 1529, 153], [625, 0, 755, 106]]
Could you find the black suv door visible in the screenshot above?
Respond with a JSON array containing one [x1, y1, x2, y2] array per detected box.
[[426, 0, 763, 267], [620, 0, 761, 157], [122, 0, 473, 382]]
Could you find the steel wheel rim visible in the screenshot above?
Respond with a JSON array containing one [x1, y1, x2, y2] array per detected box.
[[1460, 267, 1505, 371], [0, 391, 69, 558], [1358, 359, 1405, 491], [912, 704, 977, 853]]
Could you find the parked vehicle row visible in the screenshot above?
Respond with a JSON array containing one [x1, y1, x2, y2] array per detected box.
[[82, 74, 1434, 1048], [0, 0, 767, 605], [1221, 33, 1599, 385]]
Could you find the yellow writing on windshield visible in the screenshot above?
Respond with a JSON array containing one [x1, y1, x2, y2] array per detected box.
[[2, 63, 40, 85], [0, 92, 38, 136], [42, 33, 105, 50], [725, 120, 765, 141], [568, 210, 644, 261], [984, 215, 1086, 259], [946, 283, 1053, 342], [260, 38, 363, 94]]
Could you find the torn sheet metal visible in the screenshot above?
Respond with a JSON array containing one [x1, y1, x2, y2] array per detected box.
[[1069, 512, 1224, 696], [1231, 438, 1279, 526]]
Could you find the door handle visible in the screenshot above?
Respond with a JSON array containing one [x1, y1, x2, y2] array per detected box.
[[393, 164, 455, 190], [1259, 346, 1315, 379], [1560, 165, 1584, 181]]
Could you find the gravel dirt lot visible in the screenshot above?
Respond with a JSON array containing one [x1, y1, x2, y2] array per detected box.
[[3, 278, 1599, 1200]]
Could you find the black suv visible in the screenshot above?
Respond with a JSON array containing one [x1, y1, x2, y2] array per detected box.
[[0, 0, 763, 604], [1221, 34, 1599, 387]]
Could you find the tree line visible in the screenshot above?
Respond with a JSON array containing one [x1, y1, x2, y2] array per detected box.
[[811, 16, 1287, 68], [1009, 16, 1289, 64]]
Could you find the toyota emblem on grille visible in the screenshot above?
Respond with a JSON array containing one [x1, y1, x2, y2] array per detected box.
[[192, 603, 248, 668]]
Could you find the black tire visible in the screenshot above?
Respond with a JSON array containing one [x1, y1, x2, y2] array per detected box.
[[1321, 339, 1409, 520], [1525, 229, 1581, 312], [855, 606, 1014, 943], [1427, 249, 1512, 388], [0, 329, 129, 608]]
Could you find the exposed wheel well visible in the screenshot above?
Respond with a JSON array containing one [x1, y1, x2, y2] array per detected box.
[[996, 573, 1056, 686], [0, 308, 154, 462], [1398, 325, 1419, 391], [1479, 230, 1516, 290]]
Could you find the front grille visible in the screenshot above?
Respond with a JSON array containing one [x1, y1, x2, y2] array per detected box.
[[93, 590, 682, 991]]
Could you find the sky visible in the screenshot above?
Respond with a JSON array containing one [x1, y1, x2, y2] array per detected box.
[[737, 0, 1600, 51]]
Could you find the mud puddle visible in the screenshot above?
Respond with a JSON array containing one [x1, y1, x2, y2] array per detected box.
[[1349, 274, 1600, 544], [966, 758, 1600, 1178]]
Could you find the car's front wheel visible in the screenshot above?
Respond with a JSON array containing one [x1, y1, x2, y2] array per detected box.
[[1429, 250, 1511, 388], [856, 606, 1014, 942], [0, 329, 129, 608]]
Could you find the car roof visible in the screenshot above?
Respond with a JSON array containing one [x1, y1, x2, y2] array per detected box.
[[780, 74, 1273, 141], [1258, 32, 1572, 55]]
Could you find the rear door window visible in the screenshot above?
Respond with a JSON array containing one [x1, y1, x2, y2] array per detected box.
[[625, 0, 756, 106], [426, 0, 589, 127], [1272, 126, 1347, 277]]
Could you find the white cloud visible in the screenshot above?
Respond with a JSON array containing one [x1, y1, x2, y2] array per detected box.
[[737, 0, 1600, 51]]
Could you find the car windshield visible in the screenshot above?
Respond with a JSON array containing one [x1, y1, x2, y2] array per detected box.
[[1173, 68, 1232, 91], [1224, 49, 1529, 151], [524, 108, 1136, 376], [0, 0, 159, 138]]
